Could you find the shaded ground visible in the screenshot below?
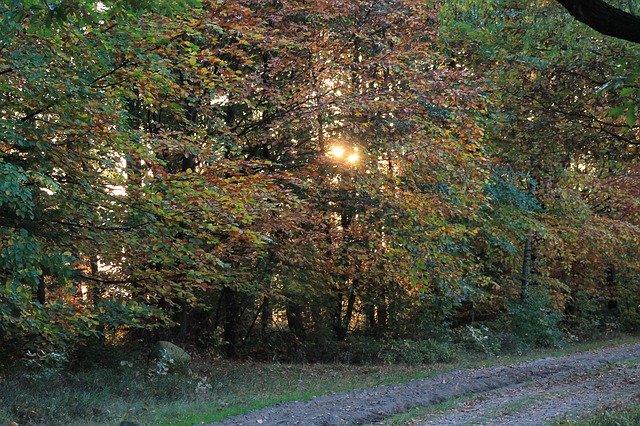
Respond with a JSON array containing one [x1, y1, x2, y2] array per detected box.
[[211, 343, 640, 426]]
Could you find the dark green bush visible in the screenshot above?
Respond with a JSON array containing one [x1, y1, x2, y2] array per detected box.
[[617, 279, 640, 332], [380, 339, 461, 364], [564, 291, 606, 338], [506, 290, 564, 350], [333, 336, 461, 365]]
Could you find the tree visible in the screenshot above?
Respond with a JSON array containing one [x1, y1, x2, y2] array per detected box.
[[440, 0, 640, 334], [4, 0, 640, 365]]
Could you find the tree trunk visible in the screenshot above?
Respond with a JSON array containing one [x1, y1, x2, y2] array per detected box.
[[221, 287, 240, 356], [36, 279, 45, 305], [606, 266, 618, 313], [90, 256, 101, 306], [286, 301, 306, 340], [340, 279, 358, 339], [260, 297, 272, 332], [378, 300, 388, 328], [364, 303, 376, 328], [521, 233, 533, 301], [177, 302, 189, 342]]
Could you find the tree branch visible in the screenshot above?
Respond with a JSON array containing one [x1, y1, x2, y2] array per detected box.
[[556, 0, 640, 43]]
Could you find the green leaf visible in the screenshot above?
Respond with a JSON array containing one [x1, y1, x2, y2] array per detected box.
[[608, 105, 627, 117], [626, 105, 637, 127], [620, 87, 636, 97]]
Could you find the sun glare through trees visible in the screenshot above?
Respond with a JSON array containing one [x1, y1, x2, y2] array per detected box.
[[2, 0, 640, 389]]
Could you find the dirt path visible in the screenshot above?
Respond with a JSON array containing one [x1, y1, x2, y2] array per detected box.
[[420, 362, 640, 425], [210, 343, 640, 426]]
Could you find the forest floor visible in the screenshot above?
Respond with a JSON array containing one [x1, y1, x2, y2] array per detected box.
[[212, 342, 640, 426], [2, 337, 639, 425]]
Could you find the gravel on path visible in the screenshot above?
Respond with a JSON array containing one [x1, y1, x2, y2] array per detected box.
[[210, 343, 640, 426]]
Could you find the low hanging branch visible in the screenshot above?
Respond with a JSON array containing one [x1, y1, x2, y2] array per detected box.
[[555, 0, 640, 44]]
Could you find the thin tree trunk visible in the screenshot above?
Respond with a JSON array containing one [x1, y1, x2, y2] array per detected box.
[[177, 302, 189, 342], [364, 303, 376, 328], [606, 266, 618, 313], [90, 256, 101, 306], [36, 279, 45, 305], [210, 291, 224, 336], [221, 287, 239, 356], [341, 279, 358, 338], [286, 301, 306, 340], [243, 298, 266, 344], [378, 299, 388, 328], [521, 233, 533, 301], [260, 297, 272, 332], [332, 291, 345, 338]]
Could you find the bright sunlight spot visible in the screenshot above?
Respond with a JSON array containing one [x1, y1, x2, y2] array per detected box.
[[327, 144, 361, 166], [328, 145, 346, 158], [346, 153, 359, 163]]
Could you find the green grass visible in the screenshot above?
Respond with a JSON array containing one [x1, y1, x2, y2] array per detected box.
[[555, 401, 640, 426], [1, 334, 637, 426], [383, 396, 469, 425], [478, 394, 547, 424], [0, 359, 437, 426], [384, 389, 548, 425]]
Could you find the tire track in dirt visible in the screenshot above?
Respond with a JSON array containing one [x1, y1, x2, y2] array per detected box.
[[420, 362, 640, 425], [210, 343, 640, 426]]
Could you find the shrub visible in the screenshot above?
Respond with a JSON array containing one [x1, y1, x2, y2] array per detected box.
[[564, 291, 606, 338], [617, 279, 640, 332], [507, 290, 564, 350], [382, 339, 461, 364], [457, 324, 502, 355], [297, 335, 462, 365]]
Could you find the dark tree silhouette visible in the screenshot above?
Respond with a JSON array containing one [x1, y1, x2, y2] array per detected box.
[[556, 0, 640, 43]]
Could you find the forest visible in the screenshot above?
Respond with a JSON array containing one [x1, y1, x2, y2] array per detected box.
[[2, 0, 640, 418]]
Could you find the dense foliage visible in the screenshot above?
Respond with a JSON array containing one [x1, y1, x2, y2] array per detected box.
[[1, 0, 639, 365]]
